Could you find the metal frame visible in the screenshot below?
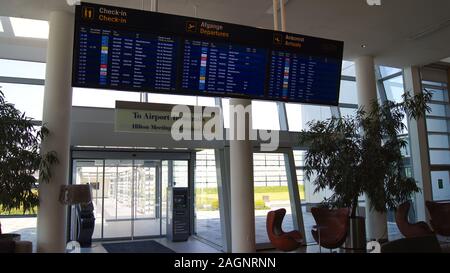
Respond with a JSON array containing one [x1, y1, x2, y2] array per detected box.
[[70, 148, 193, 242], [215, 147, 231, 252]]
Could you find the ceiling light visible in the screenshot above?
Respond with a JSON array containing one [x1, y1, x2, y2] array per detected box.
[[361, 44, 367, 48], [10, 17, 49, 39]]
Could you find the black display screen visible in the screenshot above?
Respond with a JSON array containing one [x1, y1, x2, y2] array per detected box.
[[72, 2, 344, 106]]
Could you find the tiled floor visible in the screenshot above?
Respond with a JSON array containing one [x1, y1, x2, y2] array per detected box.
[[1, 207, 403, 253], [195, 207, 403, 246]]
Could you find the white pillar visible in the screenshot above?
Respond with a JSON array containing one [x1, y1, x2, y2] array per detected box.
[[403, 66, 432, 222], [37, 11, 74, 253], [355, 56, 388, 241], [272, 0, 279, 31], [229, 98, 255, 252]]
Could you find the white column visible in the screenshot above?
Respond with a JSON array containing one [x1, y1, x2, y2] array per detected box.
[[403, 66, 432, 222], [37, 11, 74, 253], [355, 56, 388, 241], [229, 98, 255, 252], [272, 0, 279, 31]]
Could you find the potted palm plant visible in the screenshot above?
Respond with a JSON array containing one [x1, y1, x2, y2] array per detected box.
[[299, 90, 431, 251], [0, 90, 58, 244]]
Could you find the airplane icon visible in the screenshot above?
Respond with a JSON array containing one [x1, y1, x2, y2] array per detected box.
[[186, 21, 197, 33]]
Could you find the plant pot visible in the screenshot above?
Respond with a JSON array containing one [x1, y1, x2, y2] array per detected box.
[[0, 233, 21, 242], [342, 216, 366, 253]]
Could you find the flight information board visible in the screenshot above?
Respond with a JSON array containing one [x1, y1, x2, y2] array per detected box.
[[73, 2, 344, 106]]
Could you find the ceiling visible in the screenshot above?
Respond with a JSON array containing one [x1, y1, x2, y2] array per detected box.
[[0, 0, 449, 68]]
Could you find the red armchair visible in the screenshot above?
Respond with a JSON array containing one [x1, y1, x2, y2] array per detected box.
[[395, 202, 434, 238], [311, 207, 350, 250], [266, 208, 303, 251], [426, 201, 450, 236]]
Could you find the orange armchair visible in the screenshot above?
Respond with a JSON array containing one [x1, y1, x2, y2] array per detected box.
[[395, 202, 433, 238], [266, 208, 303, 251], [426, 201, 450, 236], [311, 207, 350, 250]]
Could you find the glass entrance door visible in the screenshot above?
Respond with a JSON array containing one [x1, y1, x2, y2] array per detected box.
[[103, 160, 133, 239], [73, 159, 165, 240], [133, 160, 161, 237]]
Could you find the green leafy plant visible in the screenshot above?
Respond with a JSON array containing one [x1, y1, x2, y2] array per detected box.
[[0, 90, 58, 216], [299, 90, 432, 218]]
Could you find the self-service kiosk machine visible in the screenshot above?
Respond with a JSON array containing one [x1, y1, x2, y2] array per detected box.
[[167, 187, 190, 242]]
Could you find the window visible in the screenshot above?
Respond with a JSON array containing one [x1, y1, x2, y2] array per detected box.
[[148, 93, 197, 105], [426, 88, 449, 103], [340, 107, 358, 119], [426, 119, 449, 133], [384, 76, 405, 103], [194, 150, 222, 247], [172, 160, 188, 187], [253, 153, 292, 244], [341, 61, 355, 77], [379, 66, 402, 78], [286, 103, 332, 132], [251, 100, 280, 130], [72, 88, 140, 108], [221, 99, 280, 130], [339, 80, 358, 104], [431, 171, 450, 201], [0, 59, 46, 79], [0, 82, 44, 120], [430, 150, 450, 165], [428, 134, 450, 149], [427, 103, 449, 117]]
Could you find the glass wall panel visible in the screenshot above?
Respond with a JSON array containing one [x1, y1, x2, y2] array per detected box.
[[286, 103, 332, 132], [430, 150, 450, 165], [221, 99, 280, 130], [427, 88, 449, 103], [253, 153, 292, 244], [196, 96, 216, 106], [339, 80, 358, 104], [161, 161, 169, 235], [340, 107, 358, 119], [379, 66, 402, 78], [252, 100, 280, 130], [73, 160, 104, 239], [0, 59, 46, 79], [341, 61, 355, 77], [293, 150, 328, 244], [384, 76, 405, 103], [103, 160, 133, 238], [426, 118, 449, 133], [133, 160, 160, 237], [194, 150, 222, 247], [148, 93, 197, 105], [173, 160, 188, 188], [428, 134, 450, 149], [1, 83, 44, 120], [430, 171, 450, 201], [427, 103, 449, 117], [72, 88, 140, 108]]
